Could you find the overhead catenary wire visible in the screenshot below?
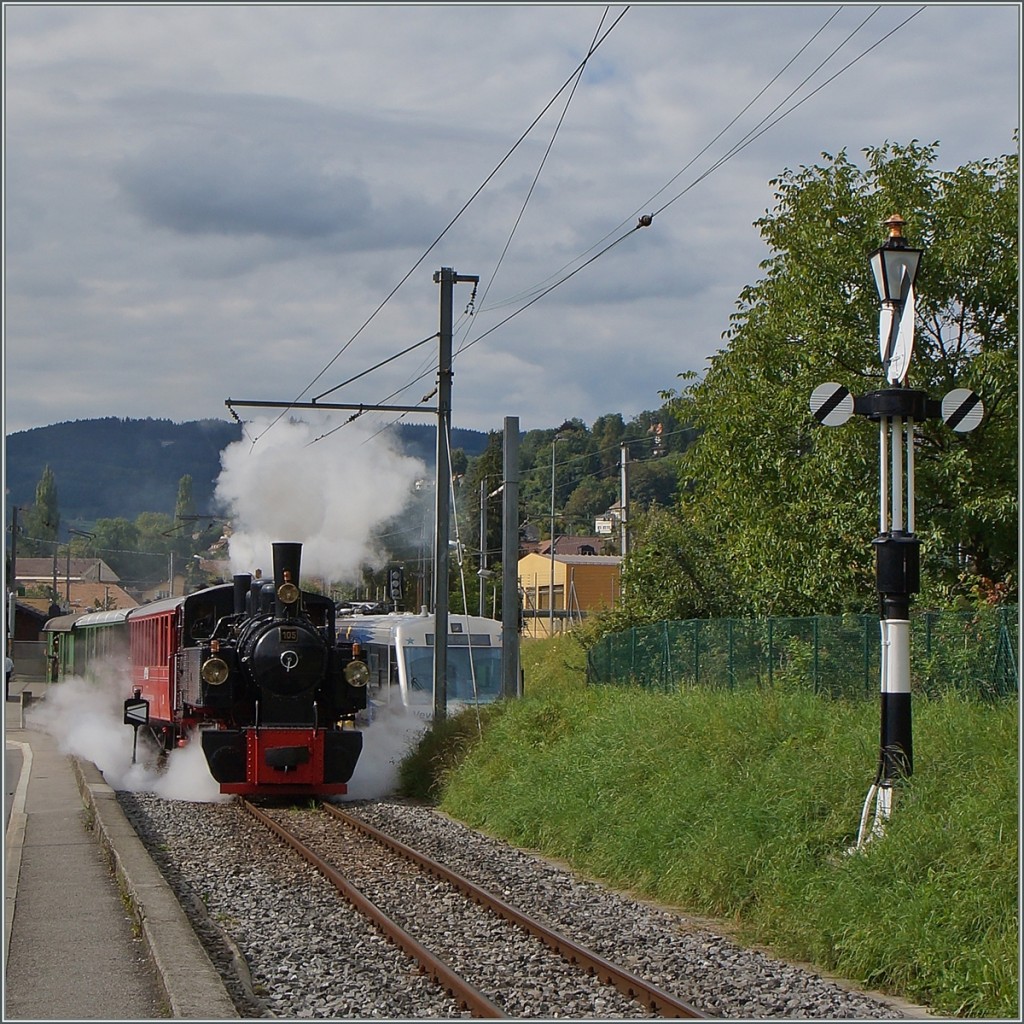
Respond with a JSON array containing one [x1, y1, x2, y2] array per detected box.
[[445, 5, 925, 375], [362, 6, 925, 398], [486, 4, 849, 311], [305, 8, 615, 448], [650, 6, 926, 221], [479, 5, 917, 310], [244, 6, 630, 446], [454, 7, 615, 362], [313, 333, 439, 404], [246, 6, 923, 450], [305, 300, 478, 446]]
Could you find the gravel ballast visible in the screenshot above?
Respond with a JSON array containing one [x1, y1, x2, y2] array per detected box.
[[116, 792, 924, 1019]]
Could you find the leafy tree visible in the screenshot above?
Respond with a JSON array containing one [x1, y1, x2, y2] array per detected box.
[[591, 413, 626, 476], [450, 448, 469, 478], [20, 465, 60, 556], [637, 140, 1018, 621], [171, 474, 197, 561], [562, 475, 617, 528], [629, 452, 685, 510], [174, 474, 196, 523], [574, 503, 734, 648], [134, 511, 176, 558], [86, 517, 149, 584], [521, 422, 601, 537]]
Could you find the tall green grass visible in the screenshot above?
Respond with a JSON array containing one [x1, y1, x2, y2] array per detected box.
[[402, 637, 1019, 1019]]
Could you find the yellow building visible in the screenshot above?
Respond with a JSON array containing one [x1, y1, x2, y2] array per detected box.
[[518, 552, 622, 638]]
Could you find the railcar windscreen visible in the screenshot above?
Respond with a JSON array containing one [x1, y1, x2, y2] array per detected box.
[[400, 643, 502, 706]]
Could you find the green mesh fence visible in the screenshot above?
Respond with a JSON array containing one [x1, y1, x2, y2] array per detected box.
[[586, 606, 1018, 701]]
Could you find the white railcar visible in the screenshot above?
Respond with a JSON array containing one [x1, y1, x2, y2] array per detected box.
[[335, 610, 503, 716]]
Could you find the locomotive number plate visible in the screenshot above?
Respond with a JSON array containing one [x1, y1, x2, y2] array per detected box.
[[280, 628, 298, 641]]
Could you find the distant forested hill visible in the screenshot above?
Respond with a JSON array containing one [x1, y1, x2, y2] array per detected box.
[[4, 417, 489, 526]]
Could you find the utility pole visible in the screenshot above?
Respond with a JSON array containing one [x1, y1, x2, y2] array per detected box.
[[549, 439, 557, 635], [619, 442, 630, 560], [67, 528, 93, 607], [548, 433, 568, 636], [479, 478, 487, 616], [501, 416, 521, 699], [432, 268, 478, 723], [7, 506, 19, 653]]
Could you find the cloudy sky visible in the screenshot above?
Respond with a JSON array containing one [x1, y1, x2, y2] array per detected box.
[[4, 3, 1020, 440]]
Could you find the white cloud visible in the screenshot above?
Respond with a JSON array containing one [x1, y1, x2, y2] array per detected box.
[[3, 4, 1019, 437]]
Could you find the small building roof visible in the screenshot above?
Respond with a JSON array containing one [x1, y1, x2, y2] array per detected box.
[[532, 536, 615, 557], [19, 581, 138, 614], [554, 554, 622, 566], [15, 557, 120, 583]]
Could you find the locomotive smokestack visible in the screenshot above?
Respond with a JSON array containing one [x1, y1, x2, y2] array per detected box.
[[233, 573, 252, 615], [250, 568, 264, 613], [273, 542, 303, 616]]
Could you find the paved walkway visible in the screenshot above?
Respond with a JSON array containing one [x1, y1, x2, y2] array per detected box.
[[4, 687, 237, 1020]]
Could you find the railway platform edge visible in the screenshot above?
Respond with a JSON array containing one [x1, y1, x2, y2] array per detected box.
[[4, 693, 239, 1020]]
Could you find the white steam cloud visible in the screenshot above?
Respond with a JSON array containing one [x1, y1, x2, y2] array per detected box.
[[341, 704, 429, 801], [27, 670, 427, 802], [215, 417, 426, 582], [26, 668, 229, 802]]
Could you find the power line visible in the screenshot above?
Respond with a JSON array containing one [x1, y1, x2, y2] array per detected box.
[[247, 7, 630, 445], [243, 7, 923, 451], [455, 7, 616, 362], [652, 7, 926, 219], [301, 8, 622, 449], [437, 7, 923, 374]]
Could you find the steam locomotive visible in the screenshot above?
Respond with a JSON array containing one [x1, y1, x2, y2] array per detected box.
[[42, 542, 368, 797]]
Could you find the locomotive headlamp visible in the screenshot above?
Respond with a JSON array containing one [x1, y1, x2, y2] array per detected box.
[[278, 581, 300, 606], [344, 660, 370, 688], [201, 656, 230, 685]]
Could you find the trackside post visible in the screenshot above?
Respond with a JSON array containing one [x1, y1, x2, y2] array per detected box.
[[123, 689, 150, 765], [809, 215, 984, 850]]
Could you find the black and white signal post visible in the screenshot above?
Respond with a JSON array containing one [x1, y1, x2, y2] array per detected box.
[[810, 215, 984, 849]]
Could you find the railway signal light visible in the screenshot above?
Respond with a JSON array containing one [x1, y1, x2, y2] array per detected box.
[[810, 216, 984, 851]]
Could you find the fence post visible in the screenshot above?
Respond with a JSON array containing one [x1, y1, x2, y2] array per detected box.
[[727, 618, 735, 690], [693, 619, 700, 685], [813, 617, 820, 695], [662, 620, 670, 692]]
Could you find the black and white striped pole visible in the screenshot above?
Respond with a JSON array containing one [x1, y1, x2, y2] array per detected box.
[[810, 215, 983, 850]]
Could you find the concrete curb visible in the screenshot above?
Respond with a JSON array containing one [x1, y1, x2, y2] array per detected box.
[[4, 740, 32, 976], [70, 756, 240, 1020]]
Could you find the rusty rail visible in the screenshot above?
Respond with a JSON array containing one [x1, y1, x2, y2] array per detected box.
[[323, 803, 706, 1019], [241, 799, 505, 1018]]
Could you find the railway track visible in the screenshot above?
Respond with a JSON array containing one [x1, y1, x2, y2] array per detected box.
[[242, 799, 706, 1019], [118, 792, 911, 1019]]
